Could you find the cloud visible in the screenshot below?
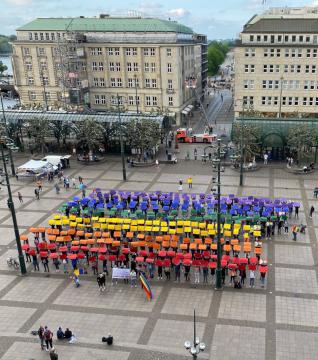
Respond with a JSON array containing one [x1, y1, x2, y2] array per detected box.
[[166, 8, 190, 19], [5, 0, 33, 5], [137, 1, 163, 15]]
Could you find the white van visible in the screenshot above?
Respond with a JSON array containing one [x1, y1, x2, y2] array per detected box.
[[41, 155, 71, 168]]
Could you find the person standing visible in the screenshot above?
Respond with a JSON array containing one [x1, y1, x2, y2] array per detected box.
[[38, 325, 45, 350], [42, 257, 49, 272], [194, 266, 200, 284], [203, 265, 209, 284], [310, 205, 315, 218], [263, 153, 268, 165], [194, 148, 197, 160], [249, 269, 255, 288], [17, 192, 23, 203], [187, 176, 193, 189], [295, 205, 299, 219], [43, 326, 54, 351], [34, 188, 40, 200], [130, 269, 137, 287], [284, 219, 289, 234], [292, 225, 298, 241], [178, 179, 183, 193], [32, 253, 40, 271]]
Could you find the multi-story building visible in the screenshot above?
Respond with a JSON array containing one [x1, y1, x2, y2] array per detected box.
[[12, 15, 207, 124], [234, 7, 318, 118]]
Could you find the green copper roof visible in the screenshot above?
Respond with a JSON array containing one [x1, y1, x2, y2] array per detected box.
[[17, 17, 194, 34]]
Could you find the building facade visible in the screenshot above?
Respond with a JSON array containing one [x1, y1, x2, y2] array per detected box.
[[12, 16, 207, 124], [234, 7, 318, 118]]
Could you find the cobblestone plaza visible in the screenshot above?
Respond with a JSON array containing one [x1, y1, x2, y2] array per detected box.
[[0, 156, 317, 359]]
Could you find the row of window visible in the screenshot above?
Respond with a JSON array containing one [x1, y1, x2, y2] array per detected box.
[[91, 61, 172, 73], [92, 77, 164, 88], [94, 95, 174, 106], [245, 64, 318, 73], [244, 79, 318, 90], [241, 95, 318, 106], [248, 34, 315, 44], [28, 32, 65, 41], [245, 48, 318, 58]]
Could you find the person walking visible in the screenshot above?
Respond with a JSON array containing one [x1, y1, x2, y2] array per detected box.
[[130, 269, 137, 287], [54, 183, 60, 194], [38, 325, 45, 350], [263, 153, 268, 165], [17, 192, 23, 203], [284, 219, 289, 234], [194, 148, 197, 160], [292, 225, 298, 241], [187, 176, 193, 189], [295, 205, 299, 219], [34, 188, 40, 200], [43, 326, 54, 351], [310, 205, 315, 218], [42, 257, 49, 272], [36, 180, 43, 192], [32, 253, 40, 271]]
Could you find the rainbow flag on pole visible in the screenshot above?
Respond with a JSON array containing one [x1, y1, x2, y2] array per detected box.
[[139, 272, 153, 300]]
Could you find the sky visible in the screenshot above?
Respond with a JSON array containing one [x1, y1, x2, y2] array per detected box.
[[1, 0, 318, 39]]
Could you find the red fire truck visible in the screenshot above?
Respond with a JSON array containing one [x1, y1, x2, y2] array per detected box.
[[176, 128, 217, 144]]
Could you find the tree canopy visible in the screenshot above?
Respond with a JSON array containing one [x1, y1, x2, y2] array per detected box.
[[0, 34, 16, 54], [207, 40, 232, 76], [0, 61, 8, 75], [75, 118, 105, 153]]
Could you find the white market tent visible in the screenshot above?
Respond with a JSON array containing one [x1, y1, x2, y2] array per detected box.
[[17, 159, 55, 178]]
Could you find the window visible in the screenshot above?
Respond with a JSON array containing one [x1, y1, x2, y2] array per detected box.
[[168, 96, 173, 106], [304, 80, 318, 90], [100, 95, 106, 104], [151, 63, 156, 72], [38, 47, 46, 56], [292, 35, 296, 42], [257, 35, 261, 42], [98, 62, 104, 71], [306, 65, 316, 73], [29, 91, 36, 100], [128, 78, 133, 88], [244, 64, 255, 73], [94, 77, 99, 87], [243, 80, 254, 89], [108, 48, 114, 55], [150, 48, 155, 56], [51, 33, 55, 41], [143, 48, 149, 56], [127, 62, 132, 72], [42, 76, 49, 85], [133, 62, 138, 71], [111, 78, 116, 87], [117, 78, 122, 87], [166, 48, 172, 56], [277, 35, 282, 42], [95, 95, 100, 104], [243, 96, 254, 106], [144, 62, 149, 72], [40, 60, 47, 70], [146, 95, 151, 106], [109, 62, 115, 71], [168, 79, 173, 90], [125, 48, 131, 56], [115, 62, 120, 71], [151, 79, 157, 88], [28, 76, 34, 85], [263, 64, 280, 73], [28, 32, 33, 40], [306, 36, 311, 43], [25, 60, 32, 71], [245, 48, 255, 57], [249, 35, 254, 42], [167, 63, 172, 73], [34, 33, 38, 40], [97, 47, 102, 55], [145, 79, 150, 88], [40, 33, 44, 40], [114, 47, 120, 56], [44, 92, 51, 101], [45, 33, 50, 40], [132, 47, 137, 56], [23, 47, 30, 56], [152, 96, 157, 106], [100, 78, 105, 87], [128, 95, 134, 105], [92, 62, 97, 71]]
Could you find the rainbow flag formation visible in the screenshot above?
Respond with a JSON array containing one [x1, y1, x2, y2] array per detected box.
[[139, 272, 153, 301]]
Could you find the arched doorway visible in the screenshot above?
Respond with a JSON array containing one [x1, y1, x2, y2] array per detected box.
[[262, 132, 286, 161]]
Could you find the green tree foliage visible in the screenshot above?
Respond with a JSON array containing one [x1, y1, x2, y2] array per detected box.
[[207, 40, 231, 76], [232, 123, 262, 163], [125, 118, 160, 156], [75, 118, 105, 153], [49, 120, 72, 148], [0, 61, 8, 75], [0, 34, 16, 54], [26, 118, 51, 154], [287, 124, 317, 164]]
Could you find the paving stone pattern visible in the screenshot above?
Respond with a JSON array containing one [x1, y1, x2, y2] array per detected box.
[[0, 157, 318, 359]]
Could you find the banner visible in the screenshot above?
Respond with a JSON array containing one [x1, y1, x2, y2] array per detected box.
[[140, 272, 153, 300], [112, 267, 130, 279]]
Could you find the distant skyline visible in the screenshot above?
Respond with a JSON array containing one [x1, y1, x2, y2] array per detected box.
[[1, 0, 318, 39]]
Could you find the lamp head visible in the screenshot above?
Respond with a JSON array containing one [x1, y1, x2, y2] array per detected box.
[[199, 342, 206, 351], [184, 341, 191, 350], [190, 346, 197, 355]]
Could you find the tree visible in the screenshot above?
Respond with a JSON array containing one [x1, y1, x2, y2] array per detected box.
[[232, 122, 262, 163], [75, 118, 105, 154], [287, 124, 317, 164], [0, 61, 8, 75], [49, 120, 72, 148], [125, 118, 161, 159], [207, 40, 232, 76], [26, 118, 50, 154]]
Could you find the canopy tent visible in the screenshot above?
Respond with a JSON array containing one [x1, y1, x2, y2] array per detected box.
[[17, 159, 56, 177]]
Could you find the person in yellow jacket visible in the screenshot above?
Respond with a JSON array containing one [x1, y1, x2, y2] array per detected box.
[[187, 176, 193, 189]]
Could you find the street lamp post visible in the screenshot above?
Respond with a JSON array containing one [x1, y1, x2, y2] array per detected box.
[[214, 139, 223, 289], [40, 69, 48, 111], [278, 76, 284, 118], [184, 309, 206, 359], [0, 138, 26, 275], [239, 104, 245, 187], [116, 94, 127, 181], [0, 92, 16, 176]]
